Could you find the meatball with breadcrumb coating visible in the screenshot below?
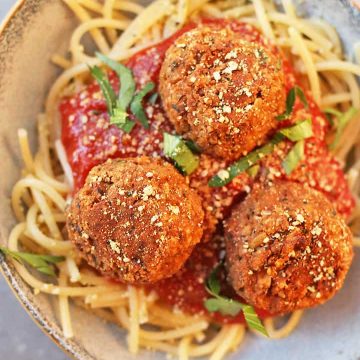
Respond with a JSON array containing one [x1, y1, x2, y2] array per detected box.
[[67, 157, 204, 284], [159, 25, 286, 161], [225, 181, 353, 314]]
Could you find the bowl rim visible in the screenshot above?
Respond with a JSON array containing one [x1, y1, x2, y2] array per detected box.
[[0, 1, 93, 359], [0, 1, 359, 360], [0, 257, 86, 360]]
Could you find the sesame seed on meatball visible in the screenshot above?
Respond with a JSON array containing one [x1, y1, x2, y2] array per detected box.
[[225, 181, 353, 314], [159, 25, 286, 161], [66, 157, 204, 285]]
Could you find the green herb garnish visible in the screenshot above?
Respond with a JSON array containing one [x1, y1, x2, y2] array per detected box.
[[91, 53, 156, 133], [163, 133, 199, 175], [89, 65, 116, 114], [110, 107, 133, 131], [185, 139, 202, 154], [149, 92, 159, 105], [209, 119, 313, 186], [89, 65, 135, 133], [204, 264, 268, 336], [247, 164, 260, 178], [277, 86, 308, 121], [96, 52, 136, 110], [280, 119, 312, 175], [0, 246, 65, 276], [295, 87, 308, 108], [130, 82, 155, 129], [208, 133, 284, 187], [282, 139, 305, 175], [278, 118, 313, 142], [325, 107, 358, 150]]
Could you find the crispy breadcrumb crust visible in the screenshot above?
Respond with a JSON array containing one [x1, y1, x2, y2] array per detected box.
[[159, 25, 286, 161], [225, 180, 353, 314], [67, 157, 204, 284]]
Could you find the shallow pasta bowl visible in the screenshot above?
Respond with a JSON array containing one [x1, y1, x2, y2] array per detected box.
[[1, 0, 360, 360]]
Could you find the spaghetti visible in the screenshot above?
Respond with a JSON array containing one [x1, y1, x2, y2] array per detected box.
[[6, 0, 360, 359]]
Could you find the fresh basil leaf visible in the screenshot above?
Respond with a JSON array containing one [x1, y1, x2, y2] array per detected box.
[[206, 263, 222, 295], [247, 164, 260, 178], [286, 87, 296, 115], [149, 92, 159, 105], [204, 298, 224, 312], [204, 264, 269, 336], [279, 119, 313, 142], [0, 246, 64, 277], [282, 140, 305, 175], [90, 64, 136, 133], [329, 107, 358, 150], [295, 87, 308, 109], [209, 133, 284, 187], [209, 118, 313, 187], [204, 297, 243, 316], [130, 82, 155, 129], [276, 87, 295, 121], [185, 139, 202, 154], [110, 107, 128, 125], [89, 65, 116, 114], [121, 120, 136, 134], [163, 133, 199, 175], [277, 86, 308, 121], [242, 304, 269, 336], [110, 108, 135, 133], [31, 254, 65, 264], [95, 52, 136, 110]]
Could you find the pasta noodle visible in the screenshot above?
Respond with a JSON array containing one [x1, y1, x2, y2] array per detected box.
[[263, 311, 303, 339], [6, 0, 360, 359], [288, 26, 321, 103]]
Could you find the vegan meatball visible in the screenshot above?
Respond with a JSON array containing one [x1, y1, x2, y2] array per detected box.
[[67, 157, 204, 284], [225, 181, 353, 314], [159, 25, 286, 161]]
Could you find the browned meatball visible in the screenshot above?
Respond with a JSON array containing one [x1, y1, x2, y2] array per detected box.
[[67, 157, 204, 284], [159, 25, 286, 161], [225, 181, 353, 314]]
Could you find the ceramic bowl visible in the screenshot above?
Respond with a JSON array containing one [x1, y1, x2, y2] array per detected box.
[[0, 1, 360, 359]]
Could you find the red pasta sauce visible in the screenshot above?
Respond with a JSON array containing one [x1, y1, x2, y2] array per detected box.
[[59, 19, 355, 324]]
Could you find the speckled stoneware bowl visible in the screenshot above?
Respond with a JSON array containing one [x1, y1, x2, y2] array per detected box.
[[1, 1, 360, 359]]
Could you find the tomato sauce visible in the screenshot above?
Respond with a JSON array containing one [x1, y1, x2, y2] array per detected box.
[[60, 19, 355, 324]]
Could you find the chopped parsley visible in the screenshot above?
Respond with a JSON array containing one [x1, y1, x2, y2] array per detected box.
[[204, 264, 268, 337], [277, 86, 308, 121], [209, 119, 313, 187], [0, 246, 65, 277], [163, 133, 199, 175], [90, 53, 156, 133]]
